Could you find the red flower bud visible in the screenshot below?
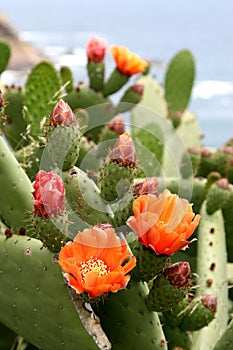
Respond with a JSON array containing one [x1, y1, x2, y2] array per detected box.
[[32, 170, 65, 218], [133, 177, 158, 197], [107, 115, 125, 135], [216, 178, 230, 190], [110, 132, 137, 165], [49, 99, 76, 126], [201, 149, 212, 157], [163, 262, 191, 288], [131, 84, 144, 96], [86, 37, 108, 63]]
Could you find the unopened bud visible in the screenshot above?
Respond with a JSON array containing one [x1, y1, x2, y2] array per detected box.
[[200, 294, 217, 313], [50, 99, 76, 126], [131, 83, 144, 96], [107, 115, 125, 135], [110, 132, 137, 165], [216, 178, 230, 190]]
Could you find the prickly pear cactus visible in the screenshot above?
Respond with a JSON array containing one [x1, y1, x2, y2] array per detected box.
[[0, 37, 232, 350]]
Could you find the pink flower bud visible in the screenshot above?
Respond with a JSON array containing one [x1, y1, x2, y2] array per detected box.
[[32, 170, 65, 218], [110, 132, 137, 165], [200, 294, 217, 313], [86, 37, 108, 63], [131, 84, 144, 96], [201, 149, 212, 157], [217, 178, 230, 190], [107, 115, 125, 135], [50, 99, 76, 126], [133, 177, 158, 197]]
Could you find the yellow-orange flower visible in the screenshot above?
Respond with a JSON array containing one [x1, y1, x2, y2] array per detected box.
[[58, 226, 136, 298], [110, 46, 148, 76], [127, 189, 201, 255]]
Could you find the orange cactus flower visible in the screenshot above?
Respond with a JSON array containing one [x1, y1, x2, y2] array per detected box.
[[58, 226, 136, 298], [110, 46, 148, 76], [127, 189, 201, 255]]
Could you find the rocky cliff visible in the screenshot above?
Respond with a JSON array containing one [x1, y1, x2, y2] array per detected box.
[[0, 13, 44, 70]]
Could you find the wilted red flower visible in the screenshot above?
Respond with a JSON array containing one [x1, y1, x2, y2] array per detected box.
[[86, 37, 108, 63], [133, 177, 159, 197], [58, 226, 136, 298], [50, 99, 76, 126], [107, 115, 125, 135], [127, 189, 200, 255], [110, 46, 148, 76], [163, 262, 191, 287], [32, 170, 65, 218], [110, 132, 137, 165]]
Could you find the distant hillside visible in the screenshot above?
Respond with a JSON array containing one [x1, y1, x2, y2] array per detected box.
[[0, 13, 44, 70]]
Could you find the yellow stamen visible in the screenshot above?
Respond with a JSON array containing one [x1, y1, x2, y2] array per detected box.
[[80, 257, 110, 280]]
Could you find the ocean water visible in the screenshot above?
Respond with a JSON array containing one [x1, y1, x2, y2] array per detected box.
[[0, 0, 233, 147]]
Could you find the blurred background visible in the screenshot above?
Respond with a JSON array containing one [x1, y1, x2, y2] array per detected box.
[[0, 0, 232, 147]]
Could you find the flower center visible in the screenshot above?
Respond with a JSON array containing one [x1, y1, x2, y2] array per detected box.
[[80, 257, 110, 280]]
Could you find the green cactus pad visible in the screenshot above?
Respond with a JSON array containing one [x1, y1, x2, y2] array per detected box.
[[206, 182, 231, 215], [45, 124, 81, 171], [132, 75, 168, 117], [75, 136, 97, 170], [146, 274, 188, 312], [111, 191, 134, 228], [179, 295, 216, 332], [94, 280, 168, 350], [63, 167, 113, 232], [162, 297, 189, 329], [15, 141, 45, 181], [165, 50, 195, 117], [26, 214, 70, 252], [98, 160, 138, 202], [192, 201, 228, 349], [60, 65, 74, 92], [0, 40, 11, 74], [103, 68, 129, 97], [0, 86, 27, 150], [222, 190, 233, 261], [214, 318, 233, 350], [163, 325, 191, 350], [0, 235, 102, 350], [64, 83, 109, 110], [24, 61, 62, 138], [160, 110, 202, 177], [87, 61, 105, 92], [0, 135, 33, 229], [129, 241, 170, 282]]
